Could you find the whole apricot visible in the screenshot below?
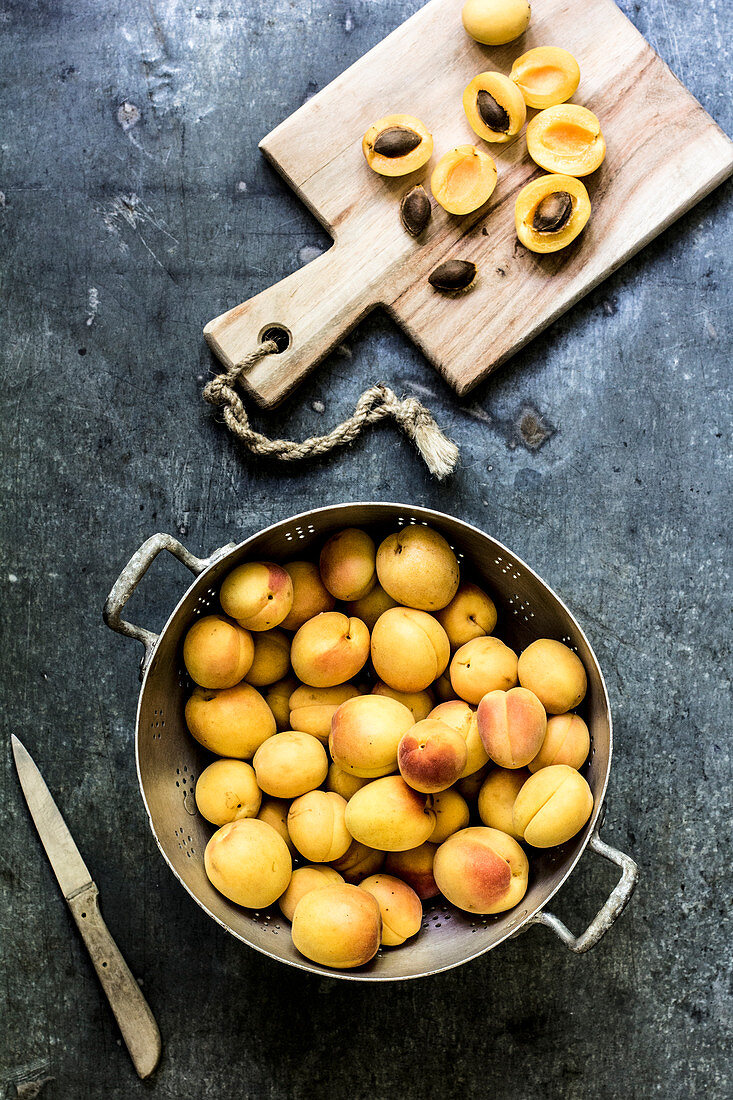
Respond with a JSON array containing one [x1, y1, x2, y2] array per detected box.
[[456, 762, 491, 802], [278, 866, 344, 922], [252, 731, 328, 799], [398, 719, 468, 794], [372, 681, 435, 723], [433, 826, 528, 914], [429, 699, 490, 778], [194, 759, 262, 826], [326, 762, 370, 801], [346, 583, 397, 630], [371, 607, 450, 693], [257, 797, 297, 856], [384, 843, 439, 900], [291, 612, 370, 688], [244, 628, 291, 687], [264, 675, 299, 731], [512, 764, 593, 847], [287, 791, 352, 863], [281, 561, 335, 631], [433, 672, 455, 703], [477, 767, 529, 840], [376, 525, 459, 611], [462, 0, 530, 45], [450, 636, 518, 704], [429, 788, 470, 844], [291, 883, 382, 969], [345, 776, 436, 852], [319, 528, 376, 601], [360, 874, 423, 946], [330, 694, 414, 779], [183, 614, 254, 689], [220, 561, 293, 631], [330, 839, 386, 883], [435, 582, 497, 650], [517, 638, 587, 714], [289, 682, 361, 742], [529, 712, 590, 772], [204, 818, 291, 909], [476, 687, 547, 768], [185, 682, 276, 759]]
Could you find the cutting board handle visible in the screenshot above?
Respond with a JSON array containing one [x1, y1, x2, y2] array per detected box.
[[204, 241, 377, 408]]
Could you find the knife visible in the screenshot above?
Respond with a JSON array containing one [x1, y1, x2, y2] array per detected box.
[[11, 734, 162, 1079]]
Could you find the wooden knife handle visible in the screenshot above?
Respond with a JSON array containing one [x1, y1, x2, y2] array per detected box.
[[67, 883, 162, 1079]]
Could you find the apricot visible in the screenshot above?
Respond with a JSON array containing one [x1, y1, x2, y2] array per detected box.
[[431, 145, 497, 215], [278, 866, 344, 922], [360, 874, 423, 946], [345, 776, 436, 852], [264, 675, 298, 731], [194, 759, 262, 827], [371, 607, 450, 693], [476, 687, 547, 768], [319, 528, 377, 601], [433, 672, 455, 703], [183, 614, 254, 689], [477, 766, 529, 840], [291, 612, 370, 687], [185, 682, 276, 759], [331, 839, 386, 883], [252, 731, 328, 798], [526, 105, 606, 176], [456, 762, 491, 803], [326, 762, 370, 801], [433, 827, 529, 914], [345, 582, 397, 630], [244, 628, 291, 687], [362, 114, 433, 177], [450, 636, 518, 704], [512, 764, 593, 847], [204, 818, 291, 909], [463, 72, 527, 144], [515, 174, 591, 254], [529, 712, 590, 773], [330, 694, 414, 778], [398, 719, 468, 794], [289, 682, 361, 742], [376, 525, 459, 611], [291, 883, 382, 969], [257, 797, 297, 856], [510, 46, 580, 109], [220, 561, 293, 631], [462, 0, 530, 45], [287, 791, 352, 863], [384, 843, 439, 899], [429, 788, 470, 844], [517, 638, 587, 714], [281, 560, 335, 631], [429, 700, 490, 778], [435, 582, 497, 650], [372, 682, 434, 723]]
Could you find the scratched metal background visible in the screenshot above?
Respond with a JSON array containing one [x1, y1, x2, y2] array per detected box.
[[0, 0, 731, 1097]]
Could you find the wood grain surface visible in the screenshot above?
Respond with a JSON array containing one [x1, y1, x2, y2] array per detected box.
[[204, 0, 733, 407]]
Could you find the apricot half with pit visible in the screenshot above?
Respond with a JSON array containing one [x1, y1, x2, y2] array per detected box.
[[510, 46, 580, 109], [431, 145, 497, 215], [463, 72, 527, 144], [515, 174, 590, 254], [526, 105, 606, 176], [362, 114, 433, 177]]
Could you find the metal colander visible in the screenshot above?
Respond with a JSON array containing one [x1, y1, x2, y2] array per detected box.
[[104, 502, 637, 981]]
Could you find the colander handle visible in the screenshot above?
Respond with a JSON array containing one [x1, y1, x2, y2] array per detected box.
[[527, 827, 639, 953], [103, 533, 235, 678]]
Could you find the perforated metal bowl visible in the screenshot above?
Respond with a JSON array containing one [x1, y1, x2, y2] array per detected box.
[[104, 503, 637, 980]]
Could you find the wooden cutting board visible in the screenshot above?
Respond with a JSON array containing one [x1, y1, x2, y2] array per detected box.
[[204, 0, 733, 408]]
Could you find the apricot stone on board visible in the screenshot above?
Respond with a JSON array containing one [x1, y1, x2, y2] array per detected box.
[[362, 114, 433, 177], [384, 843, 439, 900], [433, 826, 529, 914], [291, 611, 370, 687], [429, 788, 471, 844], [429, 699, 490, 778], [183, 614, 254, 689], [244, 628, 291, 687], [529, 712, 590, 772], [372, 682, 435, 723], [281, 560, 335, 631], [515, 174, 591, 254], [476, 686, 547, 768], [360, 874, 423, 946], [252, 730, 328, 799], [204, 818, 292, 909], [289, 682, 361, 742], [450, 636, 518, 704], [345, 776, 436, 852], [278, 865, 344, 923], [330, 839, 386, 883], [398, 719, 468, 794], [436, 582, 497, 650], [513, 764, 593, 847], [462, 0, 531, 45], [194, 759, 262, 827], [463, 72, 527, 143], [185, 682, 276, 759], [526, 105, 606, 177], [319, 528, 377, 601], [287, 790, 352, 863], [431, 145, 497, 216], [517, 638, 587, 714], [220, 561, 293, 631], [376, 525, 460, 611], [291, 883, 382, 969], [330, 693, 415, 778], [477, 766, 529, 840], [510, 46, 580, 109], [371, 607, 450, 693]]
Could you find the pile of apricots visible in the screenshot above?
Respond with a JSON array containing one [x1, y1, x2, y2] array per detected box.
[[361, 0, 605, 276], [182, 522, 595, 970]]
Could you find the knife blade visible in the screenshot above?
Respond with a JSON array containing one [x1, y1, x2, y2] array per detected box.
[[12, 734, 162, 1079]]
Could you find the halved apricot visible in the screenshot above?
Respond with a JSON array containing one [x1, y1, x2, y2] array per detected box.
[[510, 46, 580, 109], [431, 145, 497, 215], [463, 72, 527, 144], [526, 105, 606, 176], [362, 114, 433, 177], [515, 174, 591, 253]]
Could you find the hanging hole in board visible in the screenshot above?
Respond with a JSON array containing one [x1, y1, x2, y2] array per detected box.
[[260, 326, 291, 353]]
